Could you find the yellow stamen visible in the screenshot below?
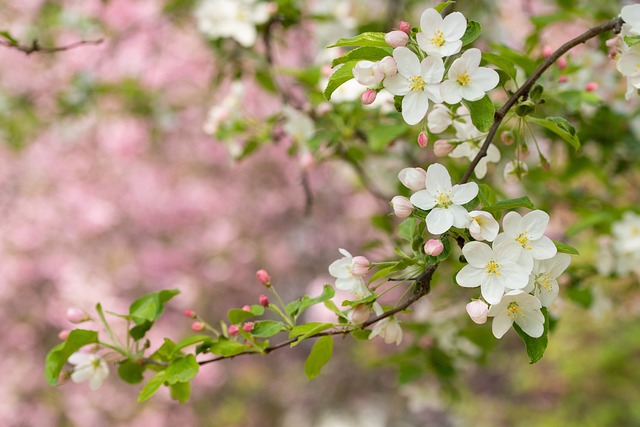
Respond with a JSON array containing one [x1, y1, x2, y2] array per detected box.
[[485, 260, 502, 276], [456, 72, 471, 86], [435, 191, 452, 208], [430, 30, 445, 47], [536, 273, 553, 291], [515, 232, 532, 250], [410, 76, 426, 92], [507, 301, 524, 319]]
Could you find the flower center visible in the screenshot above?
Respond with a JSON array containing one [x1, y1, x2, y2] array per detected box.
[[435, 191, 452, 208], [410, 76, 426, 92], [474, 216, 485, 226], [456, 72, 472, 86], [535, 273, 554, 291], [507, 301, 524, 319], [515, 232, 532, 250], [430, 30, 445, 47], [484, 259, 502, 276]]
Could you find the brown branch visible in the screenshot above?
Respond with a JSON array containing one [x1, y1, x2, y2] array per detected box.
[[0, 38, 104, 55], [459, 17, 624, 184]]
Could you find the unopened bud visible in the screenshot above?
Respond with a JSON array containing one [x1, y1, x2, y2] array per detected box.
[[417, 132, 428, 148], [500, 130, 514, 146], [256, 269, 271, 286], [433, 139, 454, 157], [558, 75, 568, 83], [361, 89, 377, 105], [466, 300, 489, 324], [384, 30, 408, 48], [378, 56, 397, 77], [66, 308, 89, 324], [542, 45, 553, 58], [191, 321, 206, 331], [350, 256, 371, 277], [540, 156, 551, 172], [391, 196, 413, 218], [259, 294, 269, 307], [228, 324, 240, 336], [242, 305, 251, 312], [58, 329, 71, 340], [556, 56, 567, 70], [349, 304, 371, 324], [242, 322, 255, 332], [585, 81, 599, 92], [398, 21, 411, 34], [184, 309, 196, 318], [398, 167, 427, 191], [424, 239, 444, 256]]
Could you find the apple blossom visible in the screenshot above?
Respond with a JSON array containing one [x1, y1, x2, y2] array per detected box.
[[488, 290, 545, 339], [424, 239, 444, 256], [361, 89, 377, 105], [378, 56, 398, 77], [184, 309, 196, 318], [369, 316, 403, 345], [398, 20, 411, 34], [616, 44, 640, 96], [524, 253, 572, 307], [456, 241, 533, 304], [441, 48, 499, 104], [468, 211, 499, 242], [493, 210, 557, 263], [328, 249, 370, 296], [416, 8, 467, 58], [228, 325, 240, 336], [192, 321, 205, 331], [348, 304, 371, 324], [427, 104, 453, 134], [622, 4, 640, 36], [350, 256, 371, 277], [352, 60, 384, 86], [398, 167, 427, 191], [466, 300, 489, 324], [449, 109, 501, 179], [259, 294, 269, 307], [58, 330, 71, 340], [256, 269, 271, 286], [385, 30, 409, 48], [383, 47, 444, 125], [504, 160, 529, 183], [242, 322, 255, 332], [66, 308, 89, 324], [68, 352, 110, 391], [433, 139, 454, 157], [391, 196, 414, 218], [195, 0, 271, 47], [282, 106, 315, 144], [410, 164, 478, 235], [417, 132, 428, 148]]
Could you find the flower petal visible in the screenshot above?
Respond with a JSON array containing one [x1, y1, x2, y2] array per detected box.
[[442, 12, 467, 40], [383, 74, 410, 96], [482, 277, 505, 305], [516, 315, 543, 338], [450, 204, 472, 228], [456, 265, 484, 288], [421, 56, 445, 83], [410, 189, 437, 210], [426, 208, 454, 234], [462, 241, 494, 268], [402, 92, 429, 125], [530, 235, 557, 260], [419, 8, 443, 33], [502, 211, 522, 237], [451, 182, 478, 204], [544, 253, 572, 278], [425, 163, 452, 194], [462, 48, 482, 69], [492, 313, 513, 339], [521, 210, 550, 239], [393, 47, 420, 77], [471, 67, 499, 91], [440, 79, 462, 104]]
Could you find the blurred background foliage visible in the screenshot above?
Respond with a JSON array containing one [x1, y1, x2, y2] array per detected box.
[[0, 0, 639, 426]]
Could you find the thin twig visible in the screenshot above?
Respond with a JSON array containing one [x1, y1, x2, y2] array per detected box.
[[0, 38, 104, 55]]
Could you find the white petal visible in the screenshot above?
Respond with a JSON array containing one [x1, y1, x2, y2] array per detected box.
[[502, 211, 523, 237], [544, 253, 572, 278], [493, 238, 521, 263], [442, 12, 467, 40], [482, 277, 505, 305], [521, 210, 550, 239], [462, 48, 482, 70], [328, 259, 351, 278], [425, 163, 452, 194], [383, 74, 410, 96], [68, 352, 92, 366], [456, 265, 484, 288], [426, 208, 454, 234], [393, 47, 420, 77], [515, 315, 544, 338], [450, 204, 472, 228], [460, 83, 486, 101], [530, 236, 557, 260], [535, 280, 559, 307], [492, 314, 513, 339], [421, 56, 445, 83], [419, 8, 443, 33], [451, 182, 478, 204], [474, 158, 488, 179], [501, 263, 531, 289], [440, 80, 462, 104], [425, 83, 443, 103], [71, 365, 93, 383], [471, 67, 499, 91], [402, 92, 429, 125], [462, 241, 493, 268], [410, 190, 437, 210]]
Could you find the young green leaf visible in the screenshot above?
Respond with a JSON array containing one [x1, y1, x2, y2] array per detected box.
[[481, 52, 517, 82], [118, 359, 145, 384], [228, 305, 264, 324], [477, 183, 498, 208], [462, 95, 495, 132], [45, 329, 99, 386], [169, 381, 191, 404], [170, 335, 214, 357], [553, 240, 580, 255], [368, 124, 407, 152], [331, 46, 392, 67], [304, 336, 334, 380], [166, 354, 199, 385], [286, 285, 335, 318], [208, 338, 251, 357], [129, 289, 180, 325], [328, 32, 388, 48], [289, 322, 334, 344], [434, 1, 455, 13], [460, 21, 481, 46], [527, 116, 580, 150], [483, 196, 535, 212], [513, 307, 550, 364], [251, 320, 285, 338], [323, 61, 357, 100], [137, 371, 167, 402]]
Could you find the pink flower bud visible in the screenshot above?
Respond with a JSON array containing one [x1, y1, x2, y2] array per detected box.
[[184, 309, 195, 318], [66, 308, 89, 324], [58, 330, 71, 340], [417, 132, 428, 148], [191, 321, 206, 331], [259, 294, 269, 307], [466, 300, 489, 324], [242, 322, 255, 332], [424, 239, 444, 256], [378, 56, 397, 77], [558, 75, 568, 83], [242, 305, 251, 312], [398, 21, 411, 34], [349, 304, 371, 324], [556, 56, 567, 70], [361, 89, 377, 105], [542, 45, 552, 58], [499, 130, 513, 146], [433, 139, 454, 157], [398, 167, 427, 191], [228, 324, 240, 336], [256, 269, 271, 286], [391, 196, 413, 218], [585, 81, 599, 92], [350, 256, 371, 277], [384, 30, 408, 48]]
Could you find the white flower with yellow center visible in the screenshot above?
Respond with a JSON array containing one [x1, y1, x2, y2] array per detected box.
[[416, 8, 467, 58], [427, 104, 453, 133], [441, 48, 499, 104], [488, 290, 544, 339], [369, 303, 403, 345], [521, 253, 571, 307], [616, 44, 640, 98], [409, 163, 478, 235], [468, 210, 499, 242], [456, 241, 533, 304], [621, 4, 640, 37], [68, 352, 110, 390], [383, 47, 444, 125], [328, 248, 370, 297], [195, 0, 271, 47], [352, 60, 385, 86], [493, 210, 557, 263]]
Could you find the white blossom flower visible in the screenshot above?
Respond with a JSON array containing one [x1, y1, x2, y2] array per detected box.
[[398, 167, 427, 191], [328, 248, 370, 296], [468, 210, 499, 242], [416, 8, 467, 58], [195, 0, 271, 47], [441, 48, 499, 104], [384, 47, 444, 125], [282, 106, 315, 144], [369, 304, 402, 345], [524, 253, 572, 307], [410, 163, 478, 235], [621, 4, 640, 36], [427, 104, 453, 133], [616, 44, 640, 98], [488, 290, 544, 339], [352, 60, 384, 86], [68, 352, 110, 390], [493, 210, 557, 263], [449, 108, 500, 179], [456, 241, 533, 304], [203, 81, 245, 135]]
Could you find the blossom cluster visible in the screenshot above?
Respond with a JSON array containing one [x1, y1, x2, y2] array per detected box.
[[597, 211, 640, 277], [351, 8, 499, 126], [614, 4, 640, 99]]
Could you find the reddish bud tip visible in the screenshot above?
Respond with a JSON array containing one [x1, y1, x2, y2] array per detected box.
[[417, 132, 428, 148], [228, 324, 240, 336], [424, 239, 444, 256], [242, 322, 255, 332], [256, 269, 271, 286], [361, 89, 377, 105], [58, 329, 71, 340], [585, 81, 599, 92], [242, 305, 251, 312], [556, 56, 567, 70], [398, 21, 411, 34], [66, 308, 89, 324], [191, 321, 205, 332], [259, 294, 269, 307], [542, 46, 553, 58], [558, 75, 568, 83], [184, 309, 195, 318]]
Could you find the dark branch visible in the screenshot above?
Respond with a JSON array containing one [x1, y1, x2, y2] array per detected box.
[[0, 38, 104, 55]]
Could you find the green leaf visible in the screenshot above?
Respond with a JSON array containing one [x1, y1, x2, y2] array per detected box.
[[483, 196, 535, 213], [208, 338, 250, 356], [255, 69, 277, 93], [623, 36, 640, 47], [481, 52, 517, 82], [45, 329, 99, 386], [171, 335, 214, 357], [491, 44, 537, 75], [228, 305, 264, 324], [460, 21, 481, 46], [170, 381, 191, 404], [251, 320, 285, 338], [328, 32, 388, 48], [350, 329, 371, 340], [434, 1, 455, 13], [323, 300, 348, 320], [341, 293, 378, 308], [462, 95, 495, 133], [477, 183, 498, 208], [398, 217, 418, 242], [289, 322, 334, 345], [368, 123, 407, 151], [331, 46, 392, 67], [527, 116, 580, 150], [129, 289, 180, 325], [368, 258, 414, 282], [286, 285, 335, 318], [324, 61, 357, 100], [553, 240, 579, 255], [166, 354, 199, 385], [138, 371, 166, 402], [304, 336, 334, 380], [118, 359, 145, 384], [0, 31, 18, 45], [513, 307, 549, 364]]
